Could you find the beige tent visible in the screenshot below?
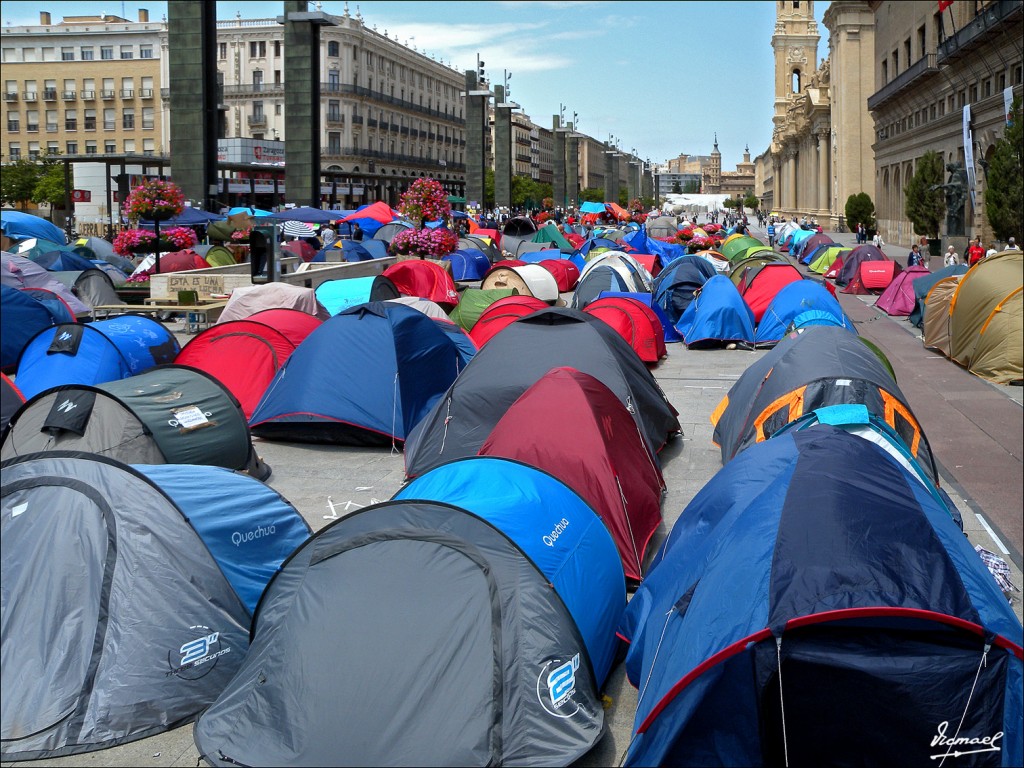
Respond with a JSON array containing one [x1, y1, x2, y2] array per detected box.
[[922, 275, 965, 357], [481, 264, 560, 303], [948, 251, 1023, 384], [217, 282, 331, 323]]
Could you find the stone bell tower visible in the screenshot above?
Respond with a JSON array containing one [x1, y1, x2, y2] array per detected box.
[[771, 1, 820, 137]]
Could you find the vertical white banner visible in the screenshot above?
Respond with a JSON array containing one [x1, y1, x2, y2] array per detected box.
[[1005, 86, 1015, 125], [963, 105, 976, 211]]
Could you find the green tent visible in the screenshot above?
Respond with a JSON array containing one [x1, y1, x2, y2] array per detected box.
[[204, 244, 238, 267], [448, 288, 517, 331], [531, 222, 572, 252], [731, 244, 774, 263], [808, 246, 848, 274], [722, 235, 765, 263], [729, 253, 784, 285]]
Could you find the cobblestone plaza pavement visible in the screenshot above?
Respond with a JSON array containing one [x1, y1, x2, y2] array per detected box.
[[5, 224, 1021, 768]]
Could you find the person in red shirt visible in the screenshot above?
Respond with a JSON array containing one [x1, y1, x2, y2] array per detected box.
[[966, 238, 985, 266]]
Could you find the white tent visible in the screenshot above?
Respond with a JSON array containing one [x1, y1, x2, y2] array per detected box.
[[661, 193, 732, 215]]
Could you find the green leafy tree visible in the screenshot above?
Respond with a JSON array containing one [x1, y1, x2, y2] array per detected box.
[[578, 187, 604, 203], [32, 156, 69, 219], [671, 180, 682, 194], [904, 150, 945, 238], [510, 174, 535, 208], [845, 192, 876, 232], [743, 192, 759, 211], [682, 179, 700, 194], [985, 96, 1023, 243], [1, 157, 43, 210], [722, 197, 736, 210]]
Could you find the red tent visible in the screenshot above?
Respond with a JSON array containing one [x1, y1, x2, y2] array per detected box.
[[485, 259, 526, 274], [479, 366, 665, 581], [340, 201, 400, 224], [538, 259, 581, 292], [737, 262, 804, 322], [823, 256, 844, 280], [844, 259, 900, 294], [582, 296, 667, 363], [631, 253, 662, 278], [382, 260, 459, 308], [175, 320, 298, 418], [153, 249, 209, 273], [247, 308, 323, 345], [282, 239, 318, 262], [468, 295, 548, 348]]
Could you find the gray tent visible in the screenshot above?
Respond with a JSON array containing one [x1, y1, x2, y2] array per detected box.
[[1, 365, 270, 479], [193, 498, 605, 767], [51, 268, 123, 309], [373, 220, 414, 244], [0, 453, 310, 760]]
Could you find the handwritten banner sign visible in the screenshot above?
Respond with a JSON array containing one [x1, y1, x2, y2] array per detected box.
[[166, 274, 225, 299]]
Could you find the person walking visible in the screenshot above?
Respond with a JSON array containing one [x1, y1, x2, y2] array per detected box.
[[967, 238, 985, 266], [907, 244, 924, 267], [872, 231, 885, 248], [766, 221, 776, 248], [944, 245, 960, 266]]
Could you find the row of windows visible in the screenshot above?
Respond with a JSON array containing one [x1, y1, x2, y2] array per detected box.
[[321, 131, 464, 163], [7, 138, 157, 158], [5, 107, 156, 132], [1, 44, 154, 63], [4, 77, 155, 97]]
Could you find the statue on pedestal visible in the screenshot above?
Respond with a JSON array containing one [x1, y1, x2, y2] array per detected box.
[[931, 162, 968, 237]]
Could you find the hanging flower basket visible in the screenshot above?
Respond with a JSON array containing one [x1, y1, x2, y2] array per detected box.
[[123, 178, 186, 221], [389, 227, 458, 259], [112, 226, 197, 256], [397, 178, 451, 227]]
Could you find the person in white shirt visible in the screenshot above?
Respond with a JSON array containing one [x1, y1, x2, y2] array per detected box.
[[944, 246, 959, 266], [872, 232, 884, 248], [1004, 237, 1021, 251]]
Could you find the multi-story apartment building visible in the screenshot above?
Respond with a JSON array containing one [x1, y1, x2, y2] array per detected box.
[[868, 0, 1023, 249], [1, 10, 165, 162]]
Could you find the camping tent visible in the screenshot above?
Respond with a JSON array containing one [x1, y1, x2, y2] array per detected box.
[[193, 495, 608, 767], [1, 253, 90, 316], [948, 250, 1023, 383], [539, 258, 581, 292], [676, 274, 756, 348], [582, 296, 667, 363], [250, 302, 467, 445], [909, 263, 969, 327], [481, 264, 560, 303], [754, 280, 855, 347], [0, 210, 66, 244], [711, 325, 938, 485], [0, 453, 309, 761], [0, 372, 24, 435], [807, 245, 849, 274], [404, 308, 681, 477], [217, 282, 330, 323], [721, 235, 764, 262], [922, 275, 967, 357], [652, 255, 718, 325], [382, 259, 460, 308], [843, 259, 900, 294], [617, 426, 1023, 767], [0, 285, 75, 372], [479, 368, 665, 581], [175, 321, 300, 418], [50, 268, 123, 309], [313, 275, 401, 316], [874, 265, 932, 316], [2, 365, 270, 479], [735, 262, 804, 323], [467, 295, 549, 348], [443, 249, 491, 281], [835, 244, 887, 286], [598, 291, 683, 343], [447, 288, 517, 331], [14, 316, 180, 400]]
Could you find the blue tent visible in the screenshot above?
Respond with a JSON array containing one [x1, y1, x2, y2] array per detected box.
[[619, 426, 1023, 767], [651, 255, 718, 325], [518, 248, 562, 264], [14, 315, 180, 399], [226, 206, 273, 217], [0, 286, 74, 372], [577, 237, 620, 257], [250, 302, 467, 445], [676, 274, 755, 348], [356, 238, 389, 260], [135, 463, 310, 615], [29, 249, 97, 272], [339, 240, 374, 261], [313, 275, 400, 316], [443, 249, 491, 281], [579, 201, 606, 213], [754, 279, 855, 347], [598, 290, 683, 343], [0, 210, 66, 244], [571, 265, 635, 310], [265, 206, 339, 224], [394, 456, 626, 686]]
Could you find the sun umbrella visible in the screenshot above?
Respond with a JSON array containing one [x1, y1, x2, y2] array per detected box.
[[280, 220, 317, 239], [266, 206, 339, 224]]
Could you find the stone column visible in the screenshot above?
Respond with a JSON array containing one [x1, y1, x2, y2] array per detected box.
[[283, 0, 325, 207], [493, 85, 512, 211], [787, 150, 797, 213], [566, 123, 579, 209], [464, 71, 486, 211], [818, 132, 831, 220], [553, 116, 566, 210]]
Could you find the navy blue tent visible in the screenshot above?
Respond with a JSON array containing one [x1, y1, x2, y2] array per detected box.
[[356, 238, 389, 260], [443, 249, 491, 280], [652, 255, 718, 325], [0, 453, 309, 761], [14, 316, 180, 400], [250, 302, 467, 445], [28, 250, 96, 272], [676, 274, 755, 348], [264, 206, 338, 224], [395, 456, 626, 687], [0, 286, 74, 372], [755, 279, 855, 347], [340, 239, 374, 262], [313, 275, 400, 316], [619, 426, 1023, 767]]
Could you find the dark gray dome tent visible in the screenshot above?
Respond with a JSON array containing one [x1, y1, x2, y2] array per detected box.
[[1, 365, 270, 480], [51, 268, 123, 309], [0, 453, 310, 760], [194, 498, 605, 767]]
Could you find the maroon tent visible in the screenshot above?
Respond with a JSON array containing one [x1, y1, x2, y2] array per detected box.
[[382, 260, 460, 308], [247, 308, 323, 345], [582, 296, 667, 363], [478, 367, 665, 581], [468, 295, 548, 348], [538, 259, 581, 292], [282, 239, 319, 262], [152, 249, 210, 274], [175, 320, 298, 418]]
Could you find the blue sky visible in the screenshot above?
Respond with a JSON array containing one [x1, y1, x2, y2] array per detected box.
[[6, 1, 830, 168]]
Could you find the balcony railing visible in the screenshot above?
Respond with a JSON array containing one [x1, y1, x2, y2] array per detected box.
[[938, 0, 1023, 63], [139, 88, 153, 98], [80, 90, 95, 100], [4, 92, 17, 101], [101, 90, 115, 99], [248, 114, 267, 126], [43, 90, 57, 100], [6, 122, 19, 132], [867, 53, 938, 111], [327, 146, 466, 172], [62, 91, 76, 100], [319, 82, 464, 126], [120, 89, 134, 98], [22, 92, 37, 101], [221, 83, 286, 97], [64, 121, 77, 131]]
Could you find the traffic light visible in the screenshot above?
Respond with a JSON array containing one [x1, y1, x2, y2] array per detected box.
[[113, 173, 130, 200]]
